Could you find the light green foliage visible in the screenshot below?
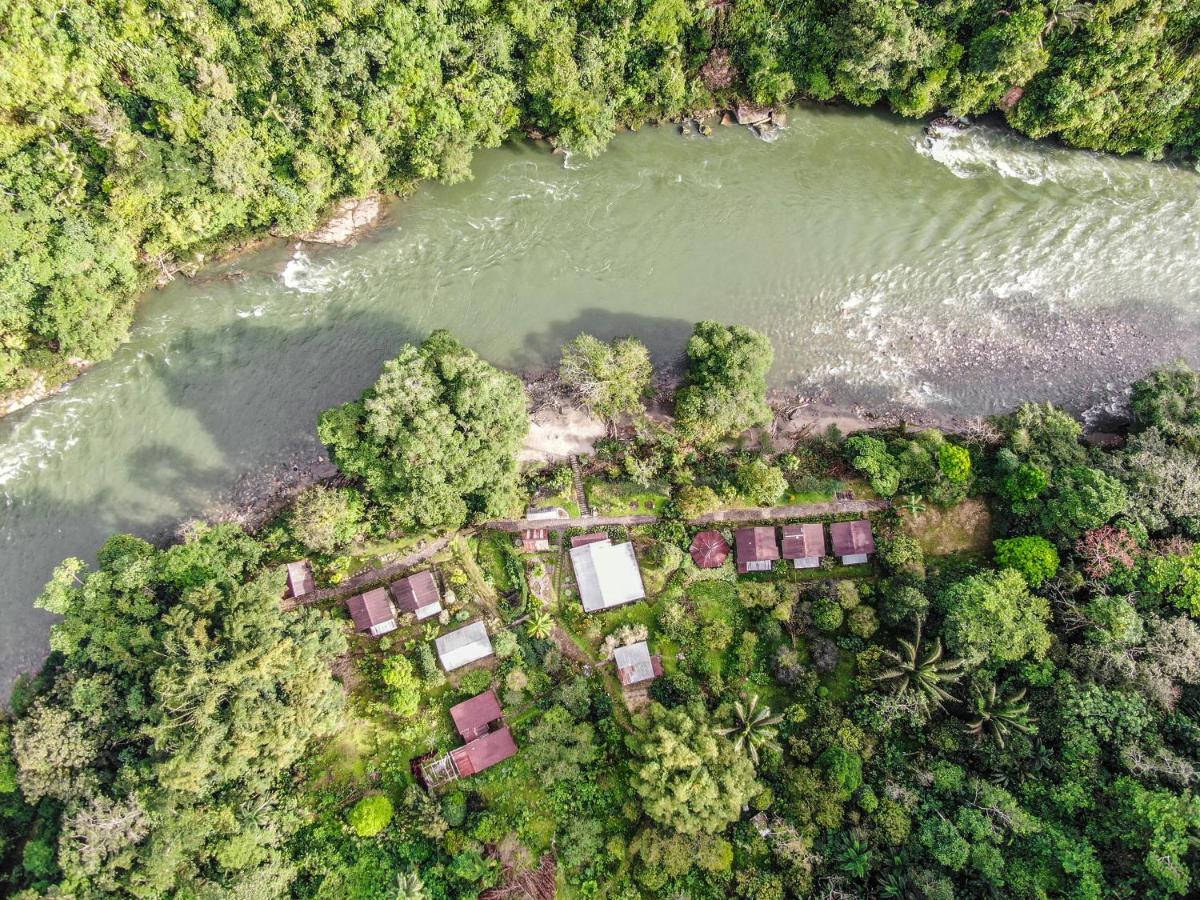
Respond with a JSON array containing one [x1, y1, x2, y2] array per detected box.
[[348, 794, 395, 837], [318, 331, 528, 531], [847, 604, 879, 639], [380, 655, 422, 718], [560, 333, 653, 421], [812, 596, 844, 633], [939, 569, 1051, 666], [630, 704, 759, 835], [674, 322, 774, 445], [289, 485, 364, 555], [1111, 778, 1200, 896], [675, 485, 722, 519], [844, 435, 901, 497], [1001, 459, 1050, 503], [737, 459, 788, 505], [938, 443, 972, 483], [994, 536, 1060, 587], [522, 705, 596, 785]]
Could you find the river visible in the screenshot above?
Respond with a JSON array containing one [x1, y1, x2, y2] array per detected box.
[[2, 105, 1199, 696]]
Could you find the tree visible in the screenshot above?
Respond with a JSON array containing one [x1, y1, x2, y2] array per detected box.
[[876, 620, 964, 708], [964, 684, 1036, 748], [559, 333, 653, 421], [630, 704, 759, 834], [1075, 526, 1138, 580], [318, 331, 529, 531], [675, 484, 722, 519], [737, 459, 788, 505], [939, 569, 1052, 666], [380, 655, 422, 718], [1000, 460, 1050, 503], [522, 706, 597, 785], [1130, 364, 1200, 452], [938, 442, 972, 483], [674, 322, 774, 445], [1034, 465, 1129, 539], [993, 535, 1059, 587], [844, 435, 901, 497], [714, 695, 782, 765], [289, 484, 364, 554], [348, 795, 395, 837], [394, 872, 432, 900]]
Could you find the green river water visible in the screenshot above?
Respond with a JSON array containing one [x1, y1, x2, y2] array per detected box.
[[2, 105, 1199, 696]]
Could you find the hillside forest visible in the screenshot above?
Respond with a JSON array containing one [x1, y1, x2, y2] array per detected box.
[[3, 0, 1200, 395]]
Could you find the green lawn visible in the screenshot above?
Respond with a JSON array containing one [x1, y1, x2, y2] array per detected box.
[[585, 478, 669, 516]]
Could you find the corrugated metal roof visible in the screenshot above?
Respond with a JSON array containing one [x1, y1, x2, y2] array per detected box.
[[450, 688, 503, 740], [450, 726, 518, 776], [436, 621, 494, 671], [346, 587, 394, 632], [736, 527, 779, 562], [830, 519, 876, 557], [690, 531, 730, 568], [614, 641, 657, 685], [285, 560, 315, 598], [570, 539, 646, 612], [390, 570, 442, 620], [781, 523, 826, 560]]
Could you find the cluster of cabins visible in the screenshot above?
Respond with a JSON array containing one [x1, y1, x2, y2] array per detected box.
[[689, 519, 876, 575], [281, 514, 876, 786]]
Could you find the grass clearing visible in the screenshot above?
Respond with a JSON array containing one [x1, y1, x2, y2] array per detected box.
[[585, 478, 669, 516], [903, 497, 993, 556]]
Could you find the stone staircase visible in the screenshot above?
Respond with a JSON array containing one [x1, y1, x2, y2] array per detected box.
[[571, 456, 593, 518]]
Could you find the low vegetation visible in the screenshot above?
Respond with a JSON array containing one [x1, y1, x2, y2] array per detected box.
[[4, 326, 1200, 898]]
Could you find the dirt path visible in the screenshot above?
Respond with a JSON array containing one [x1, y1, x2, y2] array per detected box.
[[486, 498, 890, 533]]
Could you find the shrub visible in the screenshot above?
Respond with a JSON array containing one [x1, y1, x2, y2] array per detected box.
[[994, 536, 1059, 587], [846, 605, 879, 639], [812, 597, 844, 633], [844, 435, 900, 497], [442, 791, 467, 827], [881, 583, 929, 626], [938, 443, 972, 483], [348, 794, 394, 837], [876, 534, 925, 578], [288, 485, 364, 555], [737, 459, 788, 505], [459, 669, 493, 697], [676, 485, 721, 519], [380, 655, 421, 718]]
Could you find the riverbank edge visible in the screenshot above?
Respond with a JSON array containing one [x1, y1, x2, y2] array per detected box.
[[0, 93, 1156, 420]]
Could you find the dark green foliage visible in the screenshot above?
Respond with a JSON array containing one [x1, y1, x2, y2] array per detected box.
[[5, 3, 1199, 394], [674, 322, 774, 445], [318, 330, 528, 531]]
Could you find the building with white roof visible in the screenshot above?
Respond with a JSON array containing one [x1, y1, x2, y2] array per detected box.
[[436, 621, 494, 671], [569, 534, 646, 613]]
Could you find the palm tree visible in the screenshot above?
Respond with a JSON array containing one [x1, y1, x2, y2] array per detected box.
[[394, 871, 431, 900], [964, 684, 1036, 749], [526, 610, 554, 640], [899, 494, 927, 516], [715, 694, 783, 765], [876, 619, 964, 708], [1043, 0, 1093, 37]]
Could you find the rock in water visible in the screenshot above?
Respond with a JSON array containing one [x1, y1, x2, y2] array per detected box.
[[735, 103, 772, 126], [300, 196, 382, 245]]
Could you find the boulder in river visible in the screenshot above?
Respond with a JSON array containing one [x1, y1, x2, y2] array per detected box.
[[735, 103, 772, 126], [300, 196, 382, 245]]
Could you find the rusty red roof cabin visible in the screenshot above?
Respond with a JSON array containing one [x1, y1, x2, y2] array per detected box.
[[830, 519, 876, 564], [284, 560, 315, 598], [520, 528, 551, 552], [781, 523, 827, 569], [390, 570, 443, 621], [450, 726, 518, 777], [690, 530, 730, 569], [571, 532, 609, 548], [346, 587, 397, 636], [736, 526, 780, 574], [449, 688, 503, 741]]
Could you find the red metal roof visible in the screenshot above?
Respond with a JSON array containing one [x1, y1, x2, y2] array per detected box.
[[735, 527, 779, 563], [390, 570, 441, 613], [571, 532, 609, 548], [830, 519, 876, 557], [690, 530, 730, 568], [449, 688, 503, 741], [346, 587, 394, 632], [781, 523, 826, 559], [285, 560, 315, 598], [451, 726, 518, 777]]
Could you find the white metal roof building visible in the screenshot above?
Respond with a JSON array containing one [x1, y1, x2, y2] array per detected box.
[[570, 538, 646, 613], [435, 621, 494, 671], [613, 641, 657, 686]]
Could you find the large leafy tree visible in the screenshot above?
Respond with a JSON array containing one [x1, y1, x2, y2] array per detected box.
[[12, 524, 347, 896], [318, 331, 529, 531], [938, 568, 1052, 666], [630, 704, 759, 835], [559, 333, 653, 422], [674, 322, 774, 445]]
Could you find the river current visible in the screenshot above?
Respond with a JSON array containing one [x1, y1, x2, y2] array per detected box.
[[2, 106, 1199, 696]]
